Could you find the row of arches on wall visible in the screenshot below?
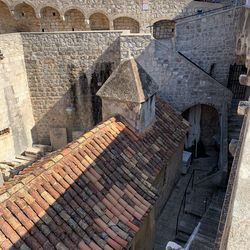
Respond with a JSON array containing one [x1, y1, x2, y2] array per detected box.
[[0, 1, 140, 33]]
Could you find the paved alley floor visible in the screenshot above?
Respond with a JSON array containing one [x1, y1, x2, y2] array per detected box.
[[154, 149, 218, 250]]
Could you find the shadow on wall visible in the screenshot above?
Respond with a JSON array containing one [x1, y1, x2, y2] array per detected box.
[[29, 38, 119, 146], [0, 125, 157, 250], [4, 86, 29, 155]]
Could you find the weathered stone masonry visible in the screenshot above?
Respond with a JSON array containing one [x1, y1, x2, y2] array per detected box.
[[0, 33, 35, 161], [0, 0, 224, 34], [21, 31, 122, 145], [176, 8, 242, 85]]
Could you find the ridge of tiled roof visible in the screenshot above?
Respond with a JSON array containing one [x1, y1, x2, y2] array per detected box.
[[0, 97, 188, 250]]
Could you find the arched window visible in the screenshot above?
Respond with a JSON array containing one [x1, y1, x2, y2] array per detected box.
[[41, 7, 64, 32], [89, 13, 109, 30], [0, 1, 17, 33], [14, 3, 40, 32], [153, 20, 175, 39], [64, 9, 86, 31], [113, 17, 140, 33]]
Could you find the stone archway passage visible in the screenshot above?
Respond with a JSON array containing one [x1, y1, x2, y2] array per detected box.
[[183, 104, 220, 159], [0, 1, 17, 33], [14, 3, 40, 32], [64, 9, 86, 31], [113, 17, 140, 33], [89, 13, 109, 30], [40, 7, 64, 32], [153, 20, 175, 39]]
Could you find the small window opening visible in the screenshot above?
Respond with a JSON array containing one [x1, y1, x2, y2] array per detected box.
[[53, 12, 56, 16], [72, 27, 75, 31], [209, 63, 216, 77], [42, 28, 45, 32], [21, 12, 25, 17]]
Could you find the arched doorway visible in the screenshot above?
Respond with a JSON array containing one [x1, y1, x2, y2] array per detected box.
[[182, 104, 220, 161], [14, 3, 40, 32], [64, 9, 86, 31], [89, 13, 109, 30], [0, 1, 17, 33], [153, 20, 175, 39], [113, 17, 140, 33], [40, 7, 64, 32]]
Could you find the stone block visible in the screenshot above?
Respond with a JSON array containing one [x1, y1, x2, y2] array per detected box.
[[49, 128, 67, 150], [239, 74, 250, 86], [229, 139, 239, 157], [237, 101, 250, 116]]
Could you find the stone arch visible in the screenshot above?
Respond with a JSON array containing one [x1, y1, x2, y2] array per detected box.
[[113, 16, 140, 33], [89, 12, 110, 30], [153, 19, 175, 39], [40, 6, 64, 32], [14, 2, 40, 32], [182, 104, 220, 159], [181, 101, 220, 115], [64, 9, 86, 31], [1, 0, 10, 8], [0, 0, 17, 33]]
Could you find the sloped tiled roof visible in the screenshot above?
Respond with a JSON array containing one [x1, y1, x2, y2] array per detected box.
[[0, 98, 188, 250]]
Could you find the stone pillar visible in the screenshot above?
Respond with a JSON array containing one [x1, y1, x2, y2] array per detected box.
[[85, 19, 91, 30], [109, 20, 114, 30]]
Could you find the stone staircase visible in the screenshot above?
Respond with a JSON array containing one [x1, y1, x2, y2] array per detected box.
[[0, 144, 52, 183], [175, 188, 225, 249], [189, 190, 225, 250]]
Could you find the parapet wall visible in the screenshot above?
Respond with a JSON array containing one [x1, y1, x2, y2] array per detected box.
[[0, 33, 34, 161], [0, 0, 224, 34]]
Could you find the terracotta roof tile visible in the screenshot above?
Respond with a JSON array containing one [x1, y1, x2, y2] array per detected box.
[[0, 97, 188, 249]]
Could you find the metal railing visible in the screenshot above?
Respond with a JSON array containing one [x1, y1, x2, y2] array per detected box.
[[175, 169, 196, 236], [175, 168, 211, 237]]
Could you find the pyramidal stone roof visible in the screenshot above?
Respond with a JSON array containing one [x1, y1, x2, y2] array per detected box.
[[0, 98, 188, 250], [97, 58, 159, 103]]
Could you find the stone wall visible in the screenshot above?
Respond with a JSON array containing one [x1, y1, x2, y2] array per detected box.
[[176, 8, 242, 85], [215, 7, 250, 250], [21, 31, 122, 145], [154, 142, 184, 218], [120, 34, 231, 172], [0, 0, 224, 34], [0, 33, 34, 161], [120, 34, 232, 112]]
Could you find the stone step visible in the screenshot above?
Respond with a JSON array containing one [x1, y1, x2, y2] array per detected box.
[[15, 155, 33, 162], [33, 144, 53, 152], [175, 231, 190, 243], [190, 235, 215, 250], [228, 131, 241, 139], [24, 147, 45, 157], [178, 214, 199, 235], [185, 203, 206, 218]]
